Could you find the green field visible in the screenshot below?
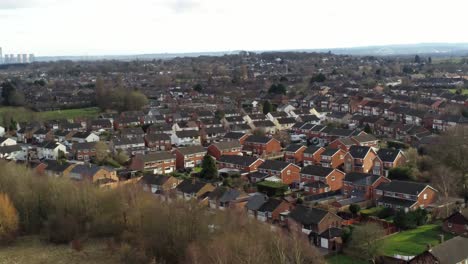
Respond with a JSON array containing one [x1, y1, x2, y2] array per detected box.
[[449, 88, 468, 95], [0, 107, 100, 124], [382, 224, 453, 256], [327, 254, 368, 264], [0, 236, 119, 264]]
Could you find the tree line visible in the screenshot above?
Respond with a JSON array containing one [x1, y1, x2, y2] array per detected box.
[[0, 162, 324, 264]]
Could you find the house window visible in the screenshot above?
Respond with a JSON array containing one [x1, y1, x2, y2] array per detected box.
[[331, 176, 335, 181], [447, 222, 452, 228], [287, 170, 291, 175], [423, 193, 428, 200]]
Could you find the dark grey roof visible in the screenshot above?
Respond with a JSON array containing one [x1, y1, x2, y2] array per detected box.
[[72, 142, 97, 151], [329, 128, 356, 137], [376, 180, 430, 195], [348, 145, 371, 159], [304, 146, 322, 155], [429, 236, 468, 264], [176, 179, 209, 194], [205, 127, 226, 134], [377, 149, 402, 162], [208, 186, 227, 200], [218, 155, 260, 167], [253, 120, 276, 127], [257, 198, 283, 213], [138, 152, 175, 162], [219, 188, 241, 203], [352, 133, 378, 143], [258, 160, 291, 171], [145, 133, 170, 142], [277, 117, 296, 124], [246, 193, 268, 211], [73, 131, 93, 139], [304, 181, 329, 188], [175, 130, 200, 138], [284, 144, 306, 153], [176, 146, 206, 155], [321, 147, 340, 157], [0, 144, 22, 154], [37, 141, 61, 149], [43, 160, 71, 173], [301, 165, 334, 177], [244, 135, 273, 144], [288, 205, 332, 225], [344, 172, 381, 186], [211, 141, 241, 150]]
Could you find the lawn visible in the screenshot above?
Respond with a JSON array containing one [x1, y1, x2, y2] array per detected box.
[[326, 254, 367, 264], [382, 224, 454, 257], [449, 88, 468, 95], [0, 236, 119, 264], [0, 106, 100, 124]]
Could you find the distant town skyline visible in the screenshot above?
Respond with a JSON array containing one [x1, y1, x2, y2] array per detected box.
[[1, 0, 468, 56]]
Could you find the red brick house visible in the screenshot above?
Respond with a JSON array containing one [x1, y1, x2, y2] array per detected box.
[[343, 145, 381, 175], [242, 135, 281, 156], [374, 180, 438, 212], [256, 198, 292, 223], [71, 142, 101, 161], [144, 133, 172, 151], [303, 146, 325, 166], [257, 160, 301, 185], [207, 141, 242, 160], [342, 172, 390, 200], [217, 155, 264, 174], [223, 132, 249, 145], [319, 147, 346, 169], [328, 138, 356, 152], [377, 148, 407, 177], [443, 211, 468, 235], [283, 144, 307, 164], [350, 133, 379, 148], [129, 152, 176, 174], [172, 146, 206, 170], [300, 165, 345, 195]]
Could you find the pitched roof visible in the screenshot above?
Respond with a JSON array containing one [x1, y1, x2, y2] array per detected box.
[[321, 147, 341, 157], [257, 198, 283, 212], [218, 155, 260, 167], [140, 174, 171, 186], [429, 236, 468, 264], [304, 146, 323, 155], [343, 172, 381, 186], [284, 144, 306, 153], [258, 160, 292, 171], [288, 205, 331, 225], [211, 141, 241, 151], [175, 130, 200, 138], [138, 152, 175, 162], [351, 133, 378, 143], [376, 180, 431, 195], [176, 179, 209, 194], [175, 146, 206, 155], [348, 145, 371, 159], [244, 135, 273, 144], [377, 148, 402, 162], [145, 133, 170, 142], [301, 165, 335, 177], [246, 193, 268, 211]]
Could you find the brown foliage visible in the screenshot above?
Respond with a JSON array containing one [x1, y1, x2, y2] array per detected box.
[[0, 192, 19, 244]]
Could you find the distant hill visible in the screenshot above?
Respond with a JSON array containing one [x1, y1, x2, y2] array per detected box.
[[35, 43, 468, 62]]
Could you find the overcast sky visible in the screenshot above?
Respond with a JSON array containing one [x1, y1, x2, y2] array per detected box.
[[1, 0, 467, 56]]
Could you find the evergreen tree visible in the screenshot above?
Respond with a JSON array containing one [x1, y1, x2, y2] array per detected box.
[[262, 100, 273, 115], [200, 155, 218, 180]]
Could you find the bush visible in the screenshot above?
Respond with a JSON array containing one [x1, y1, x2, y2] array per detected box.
[[394, 208, 428, 229], [377, 207, 394, 219], [0, 193, 19, 244], [388, 167, 414, 181], [349, 204, 361, 216]]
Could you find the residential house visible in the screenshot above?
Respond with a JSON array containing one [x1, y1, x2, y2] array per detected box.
[[0, 144, 25, 160], [242, 135, 281, 156], [320, 147, 346, 169], [342, 172, 391, 200], [208, 187, 247, 210], [328, 137, 357, 152], [377, 148, 407, 176], [256, 198, 292, 223], [173, 146, 206, 170], [344, 145, 382, 175], [217, 155, 264, 174], [303, 146, 325, 166], [36, 141, 67, 160], [409, 236, 468, 264], [89, 119, 113, 132], [129, 152, 176, 174], [257, 160, 301, 185], [203, 126, 226, 144], [223, 132, 249, 145], [111, 137, 146, 156], [144, 133, 172, 151], [171, 130, 201, 146], [287, 205, 342, 247], [176, 179, 216, 200], [283, 144, 307, 164], [207, 141, 242, 160], [443, 210, 468, 236], [72, 142, 102, 161], [350, 133, 379, 148], [374, 180, 438, 212], [300, 165, 345, 195], [246, 193, 269, 218], [139, 174, 180, 194], [71, 131, 100, 143], [66, 164, 118, 184]]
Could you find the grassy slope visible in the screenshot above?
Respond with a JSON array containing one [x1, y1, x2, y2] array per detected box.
[[449, 88, 468, 95], [326, 254, 367, 264], [0, 107, 100, 123], [0, 236, 119, 264], [382, 224, 454, 256]]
